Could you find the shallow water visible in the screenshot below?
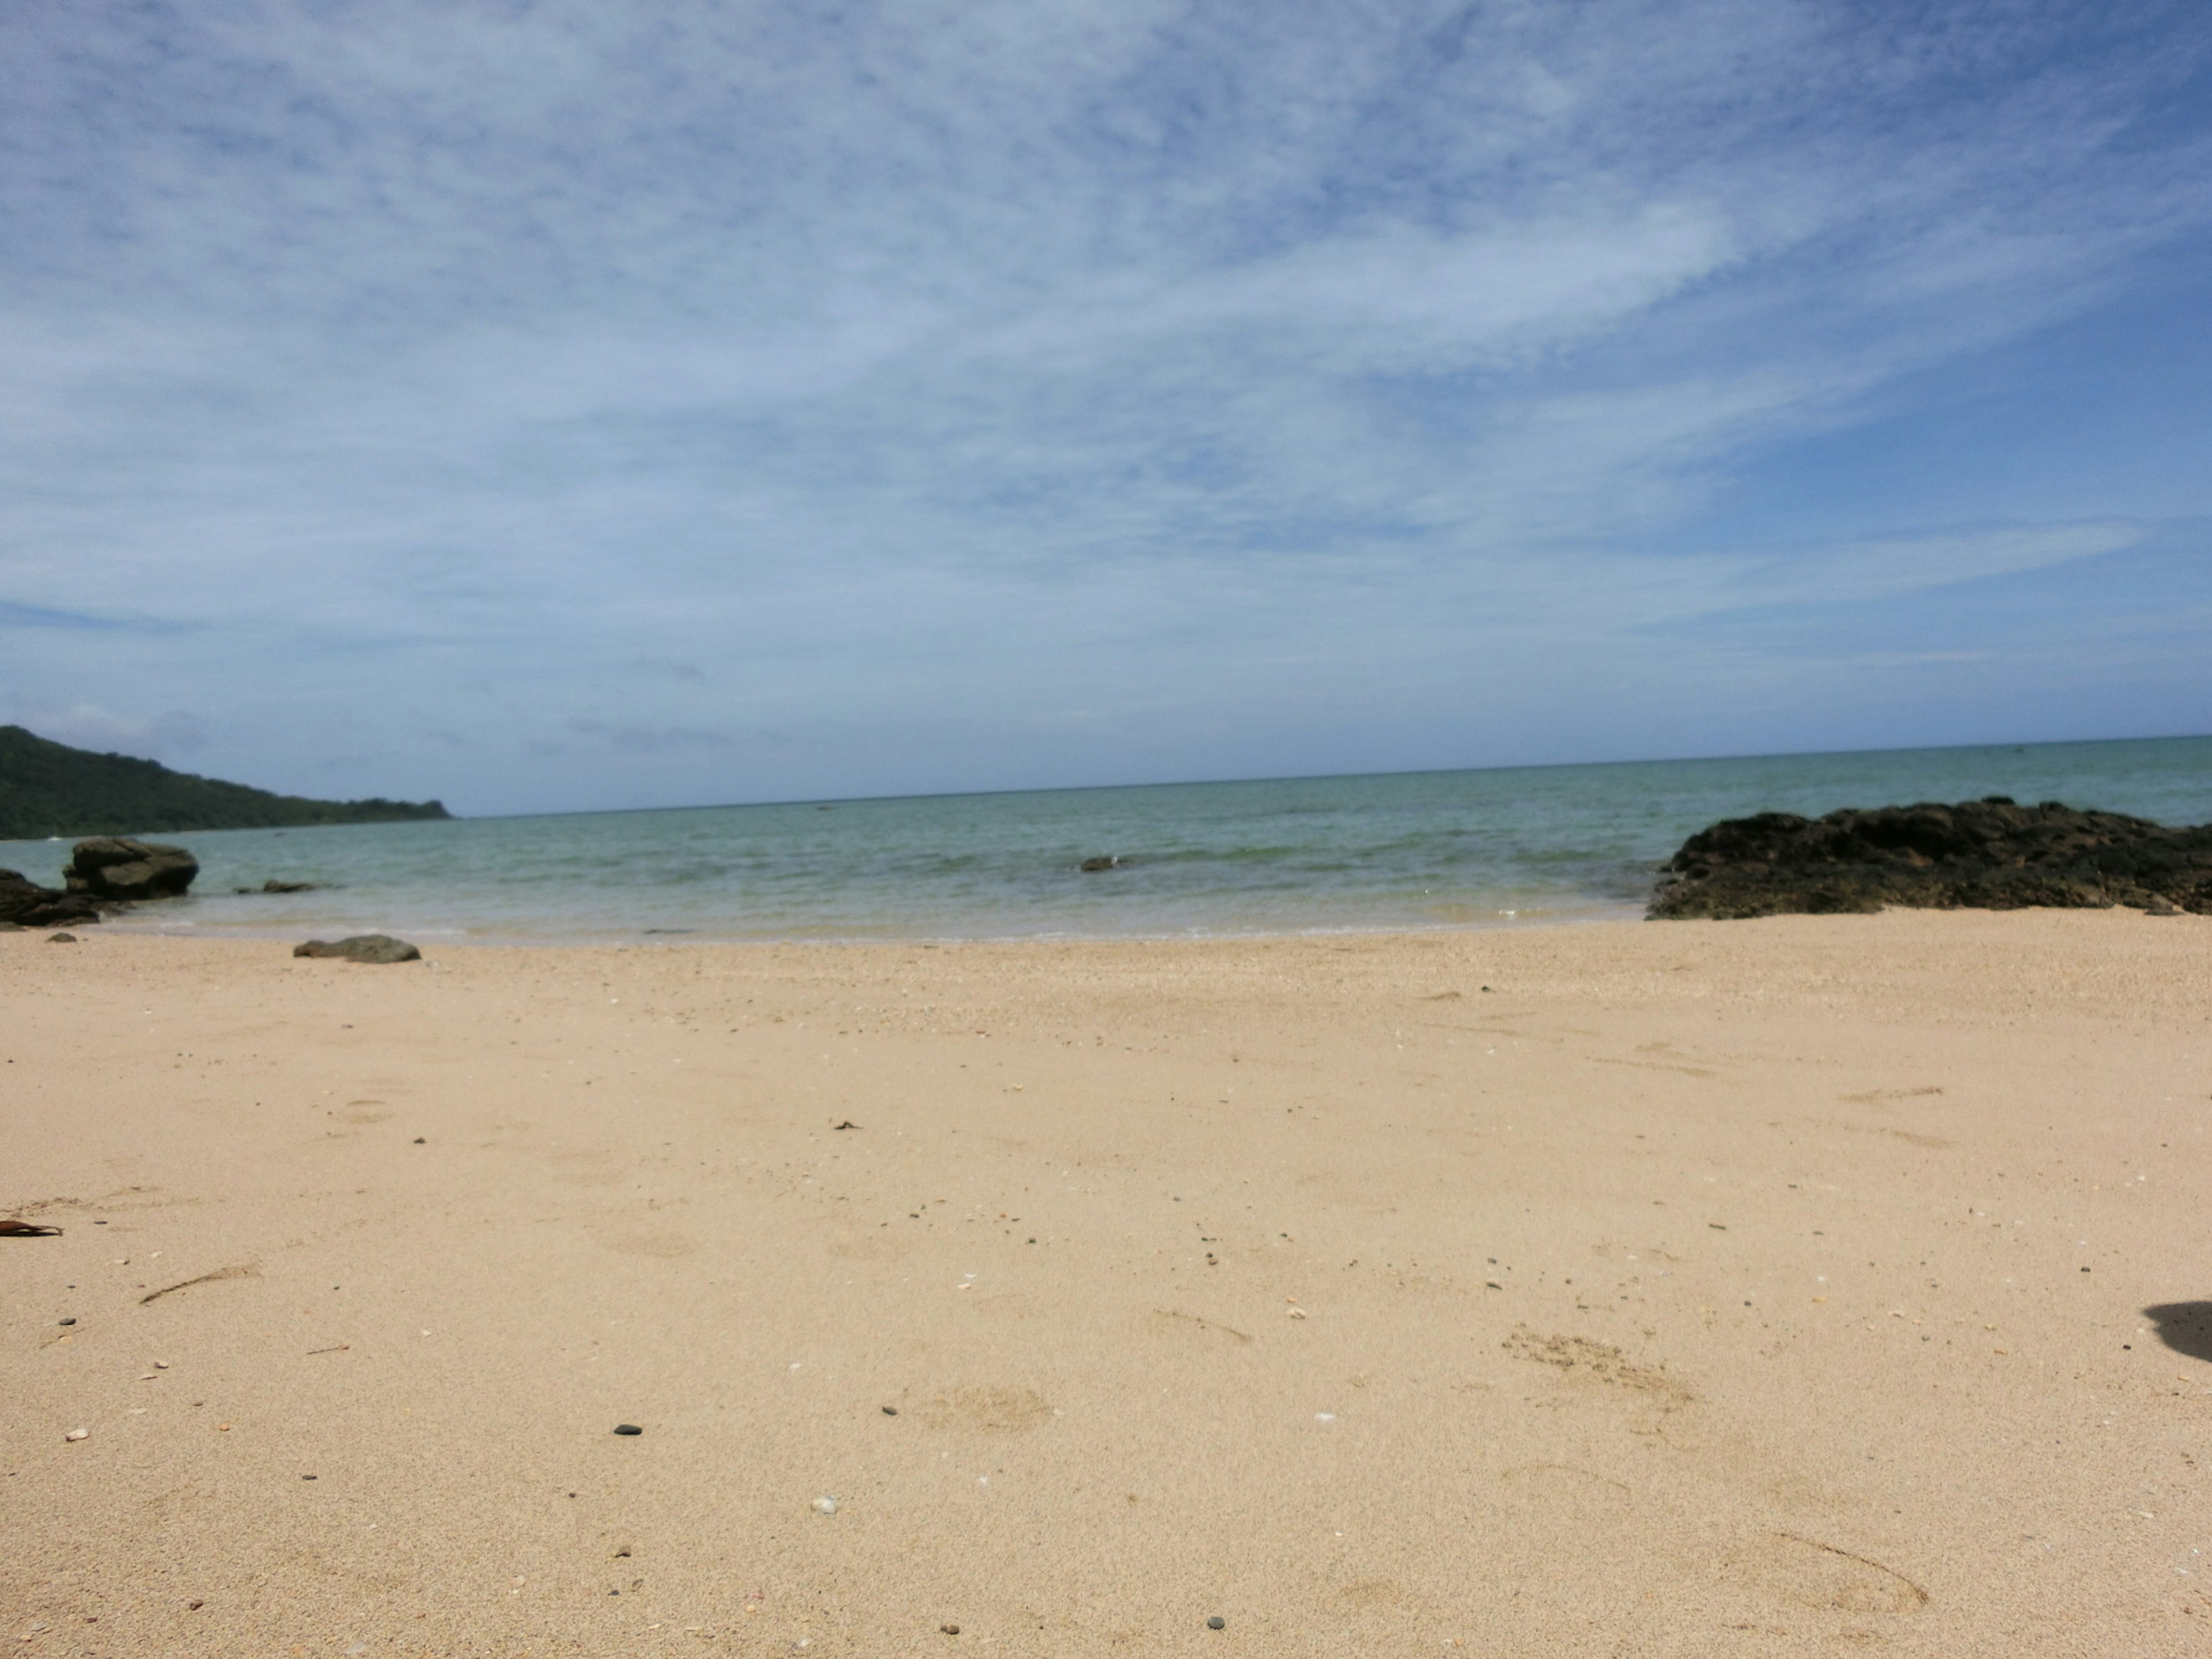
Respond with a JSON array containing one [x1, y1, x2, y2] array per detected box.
[[5, 735, 2206, 945]]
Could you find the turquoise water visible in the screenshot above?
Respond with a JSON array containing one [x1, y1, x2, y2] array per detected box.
[[6, 736, 2208, 945]]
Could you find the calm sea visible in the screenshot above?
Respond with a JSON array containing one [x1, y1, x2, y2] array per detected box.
[[6, 736, 2208, 946]]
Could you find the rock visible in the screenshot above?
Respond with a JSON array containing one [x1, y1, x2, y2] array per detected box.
[[810, 1495, 838, 1514], [47, 931, 76, 944], [1207, 1616, 1226, 1630], [237, 880, 316, 894], [0, 869, 101, 929], [293, 934, 422, 964], [1650, 798, 2212, 920], [1078, 855, 1121, 872], [612, 1423, 643, 1435], [64, 837, 198, 901]]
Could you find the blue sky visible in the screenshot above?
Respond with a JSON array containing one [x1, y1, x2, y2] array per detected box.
[[3, 1, 2209, 814]]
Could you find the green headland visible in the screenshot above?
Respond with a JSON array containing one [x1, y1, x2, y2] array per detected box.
[[0, 724, 450, 840]]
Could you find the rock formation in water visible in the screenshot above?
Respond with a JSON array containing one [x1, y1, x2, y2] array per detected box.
[[63, 837, 199, 901], [1649, 797, 2212, 919], [0, 869, 103, 929]]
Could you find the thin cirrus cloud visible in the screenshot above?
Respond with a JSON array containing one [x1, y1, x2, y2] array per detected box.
[[0, 1, 2208, 812]]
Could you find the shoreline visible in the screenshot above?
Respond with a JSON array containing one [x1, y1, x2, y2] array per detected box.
[[6, 911, 2209, 1654], [14, 731, 2205, 959], [73, 900, 1649, 950]]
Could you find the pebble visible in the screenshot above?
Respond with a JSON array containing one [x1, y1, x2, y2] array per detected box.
[[1208, 1615, 1226, 1629], [63, 1428, 88, 1442], [613, 1423, 643, 1435], [57, 1317, 74, 1327], [811, 1495, 838, 1515], [941, 1623, 960, 1635], [881, 1406, 899, 1416]]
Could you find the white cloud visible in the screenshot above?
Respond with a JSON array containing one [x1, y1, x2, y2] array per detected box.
[[0, 1, 2206, 806], [25, 704, 210, 762]]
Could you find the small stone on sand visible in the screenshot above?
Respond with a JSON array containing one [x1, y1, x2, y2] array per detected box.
[[613, 1423, 643, 1435]]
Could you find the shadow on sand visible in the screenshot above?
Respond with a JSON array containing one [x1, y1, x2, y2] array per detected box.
[[2142, 1303, 2212, 1363]]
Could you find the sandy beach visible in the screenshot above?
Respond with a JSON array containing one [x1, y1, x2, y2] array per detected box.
[[4, 911, 2208, 1656]]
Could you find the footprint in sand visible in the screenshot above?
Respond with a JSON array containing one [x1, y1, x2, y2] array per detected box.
[[1502, 1327, 1692, 1410], [1334, 1577, 1423, 1613], [1733, 1531, 1929, 1615], [1151, 1308, 1253, 1344], [1498, 1463, 1633, 1509], [917, 1387, 1054, 1433]]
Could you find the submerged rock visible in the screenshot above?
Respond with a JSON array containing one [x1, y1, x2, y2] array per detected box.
[[293, 934, 422, 964], [1650, 798, 2212, 919], [64, 837, 198, 900]]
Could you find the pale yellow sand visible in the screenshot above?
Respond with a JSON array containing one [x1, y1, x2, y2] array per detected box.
[[4, 911, 2209, 1656]]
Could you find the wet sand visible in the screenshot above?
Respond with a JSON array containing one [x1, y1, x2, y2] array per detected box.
[[3, 911, 2209, 1654]]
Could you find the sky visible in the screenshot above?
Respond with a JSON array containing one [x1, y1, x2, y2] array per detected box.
[[3, 0, 2210, 815]]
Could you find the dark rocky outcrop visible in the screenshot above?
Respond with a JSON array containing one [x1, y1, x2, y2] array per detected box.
[[0, 870, 103, 929], [63, 838, 199, 901], [236, 880, 317, 895], [293, 934, 422, 964], [1650, 797, 2212, 920]]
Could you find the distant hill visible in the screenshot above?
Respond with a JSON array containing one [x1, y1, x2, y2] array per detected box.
[[0, 724, 451, 840]]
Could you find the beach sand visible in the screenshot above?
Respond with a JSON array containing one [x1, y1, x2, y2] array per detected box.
[[3, 911, 2208, 1655]]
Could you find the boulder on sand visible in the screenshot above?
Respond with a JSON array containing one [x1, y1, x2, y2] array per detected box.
[[0, 870, 103, 929], [63, 838, 199, 901], [1650, 797, 2212, 920], [293, 934, 422, 964]]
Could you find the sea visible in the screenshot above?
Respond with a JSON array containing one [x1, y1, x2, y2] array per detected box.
[[5, 736, 2208, 947]]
